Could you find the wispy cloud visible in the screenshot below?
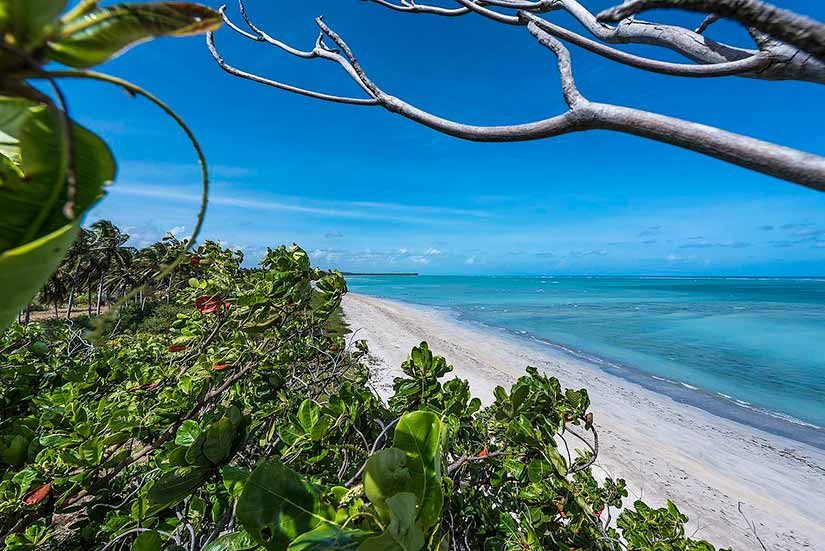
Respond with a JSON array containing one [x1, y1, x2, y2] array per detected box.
[[113, 186, 488, 225], [679, 240, 750, 249], [638, 226, 665, 237]]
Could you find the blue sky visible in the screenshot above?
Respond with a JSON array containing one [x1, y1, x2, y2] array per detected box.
[[70, 0, 825, 275]]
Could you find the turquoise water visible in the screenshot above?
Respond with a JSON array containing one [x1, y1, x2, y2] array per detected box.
[[346, 276, 825, 448]]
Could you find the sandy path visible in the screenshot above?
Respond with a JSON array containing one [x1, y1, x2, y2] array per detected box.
[[343, 293, 825, 551]]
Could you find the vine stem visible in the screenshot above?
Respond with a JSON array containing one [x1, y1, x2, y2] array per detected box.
[[41, 70, 209, 266], [28, 70, 211, 339]]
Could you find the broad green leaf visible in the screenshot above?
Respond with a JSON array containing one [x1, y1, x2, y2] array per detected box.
[[0, 99, 68, 252], [203, 530, 257, 551], [221, 465, 250, 498], [363, 448, 410, 523], [545, 445, 567, 476], [297, 399, 320, 433], [0, 97, 113, 331], [132, 530, 162, 551], [175, 420, 201, 446], [0, 434, 29, 465], [288, 525, 368, 551], [48, 2, 222, 68], [392, 411, 443, 530], [237, 459, 337, 551], [148, 466, 209, 507], [0, 222, 78, 332], [0, 0, 67, 50], [357, 493, 424, 551], [204, 417, 235, 465]]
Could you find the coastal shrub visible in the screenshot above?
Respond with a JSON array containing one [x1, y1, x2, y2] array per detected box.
[[0, 241, 731, 551]]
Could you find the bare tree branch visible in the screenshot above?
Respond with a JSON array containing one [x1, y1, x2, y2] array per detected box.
[[206, 28, 378, 105], [525, 13, 769, 77], [545, 0, 825, 84], [598, 0, 825, 64], [695, 13, 720, 34], [206, 1, 825, 191], [363, 0, 471, 17]]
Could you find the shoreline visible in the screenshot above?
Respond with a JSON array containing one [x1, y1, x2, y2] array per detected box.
[[449, 307, 825, 451], [343, 292, 825, 550]]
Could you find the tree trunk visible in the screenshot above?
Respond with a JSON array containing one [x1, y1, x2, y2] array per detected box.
[[96, 272, 104, 316], [23, 304, 30, 324], [88, 282, 92, 315], [166, 275, 174, 303], [54, 302, 58, 318], [66, 286, 76, 320]]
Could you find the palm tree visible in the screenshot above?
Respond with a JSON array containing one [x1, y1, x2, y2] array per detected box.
[[63, 228, 94, 319], [104, 247, 140, 307], [89, 221, 130, 315], [40, 269, 69, 318]]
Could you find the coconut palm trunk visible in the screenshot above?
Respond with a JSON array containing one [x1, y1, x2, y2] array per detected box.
[[66, 286, 75, 320]]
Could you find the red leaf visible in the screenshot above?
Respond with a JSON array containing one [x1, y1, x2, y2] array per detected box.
[[212, 363, 231, 371], [594, 508, 604, 517], [168, 344, 187, 352], [196, 296, 226, 314], [478, 445, 488, 458], [23, 483, 51, 506], [190, 255, 202, 266]]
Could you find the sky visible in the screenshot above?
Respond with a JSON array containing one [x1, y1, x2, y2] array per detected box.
[[68, 0, 825, 275]]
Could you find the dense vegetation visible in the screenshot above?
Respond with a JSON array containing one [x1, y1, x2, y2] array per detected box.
[[0, 233, 729, 550]]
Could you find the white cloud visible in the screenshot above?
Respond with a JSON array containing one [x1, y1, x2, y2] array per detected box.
[[166, 225, 185, 238], [424, 248, 443, 256], [465, 256, 477, 265], [113, 185, 490, 226]]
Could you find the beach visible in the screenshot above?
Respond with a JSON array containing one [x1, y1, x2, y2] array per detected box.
[[343, 292, 825, 550]]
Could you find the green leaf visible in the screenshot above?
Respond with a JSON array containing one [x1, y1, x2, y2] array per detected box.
[[392, 411, 443, 530], [237, 459, 337, 551], [221, 465, 250, 498], [363, 448, 410, 524], [358, 493, 424, 551], [175, 420, 202, 446], [0, 97, 114, 331], [288, 525, 368, 551], [297, 399, 320, 433], [545, 445, 567, 476], [203, 530, 257, 551], [48, 2, 222, 68], [0, 0, 67, 49], [204, 417, 234, 465], [148, 466, 209, 507], [0, 434, 29, 466], [132, 530, 162, 551], [0, 222, 78, 331], [0, 98, 68, 251]]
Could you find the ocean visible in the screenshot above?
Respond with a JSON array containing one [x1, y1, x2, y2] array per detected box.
[[346, 276, 825, 449]]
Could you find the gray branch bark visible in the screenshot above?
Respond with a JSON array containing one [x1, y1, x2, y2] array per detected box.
[[598, 0, 825, 63], [207, 0, 825, 192]]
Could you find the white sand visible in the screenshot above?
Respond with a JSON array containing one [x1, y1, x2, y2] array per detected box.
[[343, 293, 825, 550]]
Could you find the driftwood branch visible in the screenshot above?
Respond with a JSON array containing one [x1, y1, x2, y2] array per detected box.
[[207, 0, 825, 191]]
